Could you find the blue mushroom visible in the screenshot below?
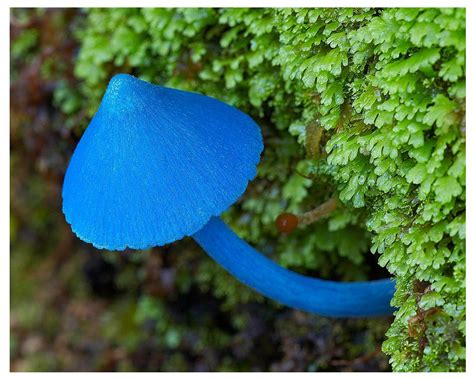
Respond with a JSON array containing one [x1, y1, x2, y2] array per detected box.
[[62, 74, 395, 317]]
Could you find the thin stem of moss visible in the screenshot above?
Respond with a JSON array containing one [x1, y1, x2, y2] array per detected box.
[[299, 197, 339, 225]]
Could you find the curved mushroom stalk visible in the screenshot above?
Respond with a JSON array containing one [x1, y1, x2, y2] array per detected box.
[[194, 217, 395, 317]]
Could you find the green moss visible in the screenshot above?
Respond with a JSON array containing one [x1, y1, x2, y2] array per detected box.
[[56, 7, 465, 371]]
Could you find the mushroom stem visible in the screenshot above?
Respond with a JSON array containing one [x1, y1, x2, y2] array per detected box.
[[193, 217, 395, 317]]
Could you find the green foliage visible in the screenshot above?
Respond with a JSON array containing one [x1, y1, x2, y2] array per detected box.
[[58, 8, 465, 371]]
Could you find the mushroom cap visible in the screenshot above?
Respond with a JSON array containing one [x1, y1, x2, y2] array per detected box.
[[62, 74, 263, 250]]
